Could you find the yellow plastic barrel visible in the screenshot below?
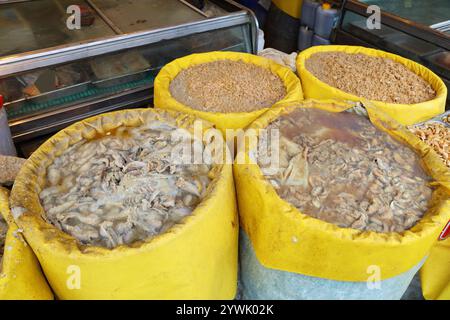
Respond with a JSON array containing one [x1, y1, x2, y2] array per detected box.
[[234, 100, 450, 284], [297, 46, 447, 125], [421, 238, 450, 300], [154, 51, 303, 134], [10, 109, 238, 299], [0, 187, 53, 300]]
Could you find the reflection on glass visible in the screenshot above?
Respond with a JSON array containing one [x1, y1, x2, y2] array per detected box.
[[0, 0, 115, 57], [360, 0, 450, 27], [1, 24, 249, 121]]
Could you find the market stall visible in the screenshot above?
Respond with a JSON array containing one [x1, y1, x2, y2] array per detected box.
[[0, 0, 449, 302]]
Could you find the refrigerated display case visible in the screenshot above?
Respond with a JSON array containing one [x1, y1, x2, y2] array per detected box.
[[0, 0, 258, 155], [334, 0, 450, 109]]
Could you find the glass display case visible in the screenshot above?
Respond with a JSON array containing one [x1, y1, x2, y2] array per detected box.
[[0, 0, 258, 152], [335, 0, 449, 109], [361, 0, 450, 33], [0, 0, 115, 56]]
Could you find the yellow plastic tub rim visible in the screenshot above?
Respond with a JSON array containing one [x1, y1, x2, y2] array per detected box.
[[154, 51, 303, 133], [420, 238, 450, 300], [0, 187, 53, 300], [297, 45, 447, 125], [234, 99, 450, 282], [10, 108, 238, 299]]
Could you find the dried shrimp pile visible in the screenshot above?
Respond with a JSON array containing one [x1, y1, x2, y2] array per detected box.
[[409, 122, 450, 168], [305, 52, 436, 104], [170, 60, 286, 113]]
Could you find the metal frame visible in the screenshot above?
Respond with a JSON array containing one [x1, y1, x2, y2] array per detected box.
[[220, 0, 260, 53], [431, 20, 450, 33], [10, 85, 153, 142], [0, 0, 35, 3], [85, 0, 124, 34]]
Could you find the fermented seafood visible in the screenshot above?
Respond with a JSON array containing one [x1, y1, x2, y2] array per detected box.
[[259, 108, 432, 232], [170, 60, 286, 112], [39, 121, 213, 248]]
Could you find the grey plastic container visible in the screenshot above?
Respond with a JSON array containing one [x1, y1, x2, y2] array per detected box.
[[312, 34, 331, 46], [314, 5, 339, 39], [298, 26, 314, 51], [0, 106, 17, 156], [301, 0, 320, 29], [240, 229, 425, 300]]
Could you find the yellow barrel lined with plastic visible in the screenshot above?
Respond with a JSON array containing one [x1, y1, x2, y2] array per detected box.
[[0, 187, 53, 300], [297, 45, 447, 125], [154, 51, 303, 133], [421, 238, 450, 300], [234, 100, 450, 299], [10, 109, 238, 300]]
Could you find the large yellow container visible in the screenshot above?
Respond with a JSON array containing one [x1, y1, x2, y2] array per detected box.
[[234, 100, 450, 283], [272, 0, 303, 18], [0, 187, 53, 300], [421, 238, 450, 300], [154, 51, 303, 133], [297, 46, 447, 125], [10, 109, 238, 299]]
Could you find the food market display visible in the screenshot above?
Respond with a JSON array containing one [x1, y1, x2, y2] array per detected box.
[[259, 108, 433, 232], [1, 39, 449, 300], [169, 60, 286, 112], [305, 52, 436, 104], [39, 119, 212, 249]]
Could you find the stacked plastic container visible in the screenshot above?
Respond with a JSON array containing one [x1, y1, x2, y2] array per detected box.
[[298, 1, 339, 51]]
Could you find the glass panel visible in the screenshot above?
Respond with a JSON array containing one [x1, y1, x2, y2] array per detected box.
[[184, 0, 231, 17], [341, 8, 448, 94], [359, 0, 450, 28], [341, 11, 402, 45], [1, 24, 250, 121], [88, 0, 206, 33], [0, 0, 115, 57], [342, 11, 442, 60]]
